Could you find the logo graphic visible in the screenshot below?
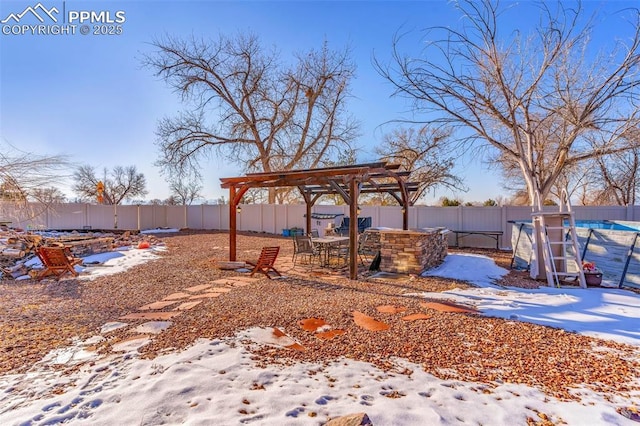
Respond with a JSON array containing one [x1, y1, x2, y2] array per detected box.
[[1, 2, 59, 24], [2, 2, 126, 36]]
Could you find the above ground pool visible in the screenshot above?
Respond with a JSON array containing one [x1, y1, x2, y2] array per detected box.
[[510, 219, 640, 289]]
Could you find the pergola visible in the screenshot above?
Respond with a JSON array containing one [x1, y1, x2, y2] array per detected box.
[[219, 162, 420, 279]]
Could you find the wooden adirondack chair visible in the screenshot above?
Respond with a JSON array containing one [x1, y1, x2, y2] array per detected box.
[[36, 245, 83, 280], [246, 246, 281, 279]]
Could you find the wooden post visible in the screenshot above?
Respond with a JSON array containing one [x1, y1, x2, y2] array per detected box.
[[402, 204, 408, 230], [229, 186, 237, 261], [349, 178, 359, 280]]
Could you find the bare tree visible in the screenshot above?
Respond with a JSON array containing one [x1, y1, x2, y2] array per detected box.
[[168, 175, 203, 205], [143, 33, 360, 203], [375, 0, 640, 207], [0, 141, 70, 205], [499, 125, 640, 205], [72, 165, 147, 204], [589, 148, 640, 205], [29, 187, 66, 203], [494, 146, 591, 205], [375, 126, 467, 204]]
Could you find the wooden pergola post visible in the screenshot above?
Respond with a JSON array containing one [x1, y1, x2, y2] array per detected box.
[[229, 185, 237, 261], [348, 177, 359, 280]]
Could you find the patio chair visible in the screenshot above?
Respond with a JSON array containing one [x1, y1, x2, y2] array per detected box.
[[357, 232, 378, 265], [292, 235, 320, 266], [328, 238, 349, 266], [246, 246, 282, 279], [35, 245, 83, 280]]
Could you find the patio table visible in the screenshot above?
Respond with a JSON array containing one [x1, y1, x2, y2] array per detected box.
[[311, 236, 349, 266]]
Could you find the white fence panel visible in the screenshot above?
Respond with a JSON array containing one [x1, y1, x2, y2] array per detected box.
[[273, 204, 290, 236], [45, 204, 82, 229], [573, 206, 626, 220], [414, 206, 453, 229], [204, 205, 225, 229], [137, 205, 156, 231], [0, 202, 42, 229], [455, 206, 505, 248], [152, 205, 169, 229], [212, 205, 229, 229], [186, 205, 203, 229], [259, 204, 277, 234], [86, 205, 117, 229], [3, 201, 640, 251], [376, 206, 403, 229], [237, 204, 262, 232], [115, 205, 138, 230], [166, 206, 187, 229]]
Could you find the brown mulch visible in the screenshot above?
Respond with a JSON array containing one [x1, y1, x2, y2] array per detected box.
[[0, 230, 638, 404]]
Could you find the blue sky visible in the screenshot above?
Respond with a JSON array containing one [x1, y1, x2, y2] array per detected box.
[[0, 0, 634, 204]]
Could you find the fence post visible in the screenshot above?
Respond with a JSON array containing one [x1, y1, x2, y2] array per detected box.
[[501, 205, 507, 249]]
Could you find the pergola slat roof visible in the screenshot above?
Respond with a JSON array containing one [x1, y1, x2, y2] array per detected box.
[[220, 162, 420, 279]]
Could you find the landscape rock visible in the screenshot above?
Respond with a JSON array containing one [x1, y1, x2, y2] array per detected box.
[[325, 413, 373, 426]]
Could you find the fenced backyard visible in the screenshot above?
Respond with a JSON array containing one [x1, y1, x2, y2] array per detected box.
[[2, 202, 639, 250]]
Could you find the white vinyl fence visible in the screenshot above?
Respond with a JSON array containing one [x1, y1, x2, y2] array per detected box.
[[1, 202, 639, 250]]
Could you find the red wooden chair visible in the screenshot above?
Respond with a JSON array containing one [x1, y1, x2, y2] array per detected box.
[[246, 246, 281, 279], [35, 245, 83, 280]]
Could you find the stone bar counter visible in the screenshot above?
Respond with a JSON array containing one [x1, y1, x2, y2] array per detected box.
[[365, 228, 449, 275]]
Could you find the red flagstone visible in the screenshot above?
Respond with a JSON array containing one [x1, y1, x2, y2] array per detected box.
[[231, 276, 260, 283], [420, 301, 479, 313], [184, 284, 212, 293], [163, 292, 191, 301], [298, 318, 327, 332], [174, 300, 202, 311], [188, 292, 222, 299], [139, 301, 178, 311], [315, 329, 346, 340], [134, 321, 173, 334], [120, 311, 182, 320], [402, 313, 431, 321], [376, 305, 407, 314], [271, 328, 306, 351], [212, 278, 238, 286], [111, 335, 151, 352], [285, 342, 306, 351], [272, 327, 287, 337], [212, 278, 250, 287], [352, 311, 390, 331]]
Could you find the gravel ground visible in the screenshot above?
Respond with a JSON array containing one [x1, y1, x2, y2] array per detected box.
[[0, 230, 638, 404]]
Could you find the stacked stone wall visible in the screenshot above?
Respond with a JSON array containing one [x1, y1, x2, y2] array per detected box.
[[366, 228, 448, 275]]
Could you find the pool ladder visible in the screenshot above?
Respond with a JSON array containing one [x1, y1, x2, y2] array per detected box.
[[532, 190, 586, 288]]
